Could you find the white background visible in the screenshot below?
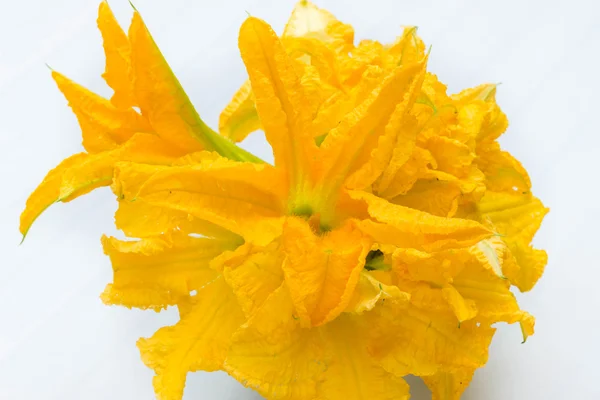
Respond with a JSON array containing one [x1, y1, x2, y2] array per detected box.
[[1, 0, 599, 399]]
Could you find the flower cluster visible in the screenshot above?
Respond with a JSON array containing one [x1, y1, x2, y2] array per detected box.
[[21, 1, 548, 399]]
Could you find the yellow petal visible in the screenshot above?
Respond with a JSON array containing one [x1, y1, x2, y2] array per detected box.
[[283, 0, 354, 53], [366, 303, 496, 377], [346, 61, 427, 190], [390, 178, 462, 217], [388, 26, 426, 66], [318, 60, 426, 194], [441, 285, 478, 322], [138, 276, 244, 400], [129, 12, 229, 154], [422, 369, 475, 400], [19, 153, 87, 238], [114, 153, 285, 245], [21, 133, 184, 238], [477, 143, 531, 193], [316, 315, 410, 400], [238, 17, 317, 188], [114, 199, 238, 240], [59, 133, 184, 201], [220, 242, 285, 318], [225, 284, 327, 400], [345, 271, 409, 314], [312, 65, 383, 138], [376, 146, 433, 199], [452, 83, 498, 105], [453, 257, 534, 333], [478, 191, 549, 291], [52, 71, 151, 153], [283, 36, 342, 90], [282, 218, 371, 326], [427, 135, 475, 178], [349, 190, 492, 251], [393, 247, 467, 285], [218, 80, 261, 142], [101, 233, 234, 310], [97, 1, 135, 109]]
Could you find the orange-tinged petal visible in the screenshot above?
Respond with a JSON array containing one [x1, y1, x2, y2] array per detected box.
[[422, 369, 475, 400], [19, 153, 87, 238], [21, 133, 184, 238], [316, 315, 410, 400], [366, 303, 495, 377], [345, 60, 427, 190], [101, 233, 234, 310], [282, 218, 371, 326], [97, 1, 135, 109], [238, 17, 317, 189], [137, 276, 244, 400], [114, 153, 285, 245], [52, 71, 151, 153], [218, 80, 261, 142], [312, 65, 383, 139], [59, 133, 184, 201], [129, 12, 242, 157], [318, 60, 425, 194], [349, 190, 492, 251], [225, 284, 327, 400]]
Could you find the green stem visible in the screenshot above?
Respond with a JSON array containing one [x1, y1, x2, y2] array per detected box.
[[198, 120, 265, 163]]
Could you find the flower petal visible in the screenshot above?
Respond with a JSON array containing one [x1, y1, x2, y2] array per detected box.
[[97, 1, 135, 109], [19, 153, 87, 238], [114, 153, 285, 245], [101, 233, 235, 310], [478, 191, 549, 291], [366, 303, 496, 377], [225, 284, 327, 400], [282, 218, 371, 326], [52, 71, 151, 153], [58, 133, 184, 202], [218, 80, 261, 142], [422, 369, 475, 400], [283, 0, 354, 53], [350, 190, 492, 251], [238, 17, 317, 187], [137, 276, 244, 400], [316, 315, 410, 400], [219, 242, 285, 318], [318, 60, 426, 193], [345, 272, 409, 314], [129, 12, 234, 155]]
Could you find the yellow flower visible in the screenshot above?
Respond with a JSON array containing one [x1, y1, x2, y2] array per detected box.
[[20, 1, 547, 400]]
